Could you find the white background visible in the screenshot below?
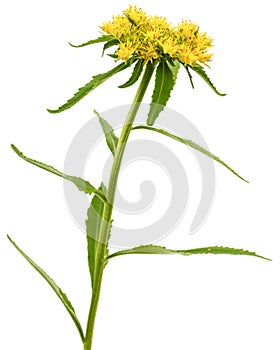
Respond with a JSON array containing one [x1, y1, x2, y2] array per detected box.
[[1, 0, 280, 349]]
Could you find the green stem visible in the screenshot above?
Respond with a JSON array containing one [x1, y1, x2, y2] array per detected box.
[[83, 62, 156, 350]]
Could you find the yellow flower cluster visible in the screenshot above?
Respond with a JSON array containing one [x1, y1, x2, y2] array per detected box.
[[101, 5, 213, 65]]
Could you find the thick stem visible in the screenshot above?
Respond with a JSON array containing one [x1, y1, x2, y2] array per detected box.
[[83, 62, 156, 350]]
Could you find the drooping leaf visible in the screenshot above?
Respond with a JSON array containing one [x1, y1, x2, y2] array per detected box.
[[47, 61, 134, 114], [147, 60, 177, 126], [132, 126, 248, 182], [188, 64, 226, 96], [118, 59, 144, 88], [106, 244, 270, 261], [86, 184, 111, 287], [185, 65, 194, 89], [69, 35, 114, 48], [11, 144, 106, 201], [94, 110, 119, 155], [7, 235, 85, 341], [102, 39, 119, 56]]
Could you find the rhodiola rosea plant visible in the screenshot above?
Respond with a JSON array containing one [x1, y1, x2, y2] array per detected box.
[[8, 5, 270, 350]]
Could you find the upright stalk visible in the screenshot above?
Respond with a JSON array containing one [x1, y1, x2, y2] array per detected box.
[[83, 62, 156, 350]]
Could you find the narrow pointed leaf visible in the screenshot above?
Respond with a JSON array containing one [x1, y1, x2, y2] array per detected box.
[[185, 65, 194, 89], [124, 13, 137, 26], [147, 61, 176, 126], [132, 126, 248, 182], [47, 61, 132, 114], [94, 110, 119, 155], [188, 64, 226, 96], [69, 35, 114, 48], [86, 184, 110, 287], [107, 53, 118, 59], [102, 39, 119, 56], [118, 59, 144, 88], [106, 244, 270, 261], [7, 235, 85, 341], [11, 144, 106, 200]]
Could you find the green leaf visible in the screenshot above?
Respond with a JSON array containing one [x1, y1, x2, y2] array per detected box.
[[69, 35, 114, 48], [102, 39, 119, 56], [147, 60, 177, 126], [188, 64, 226, 96], [106, 244, 271, 261], [124, 13, 137, 26], [86, 184, 110, 287], [94, 110, 119, 155], [107, 53, 118, 59], [166, 58, 175, 66], [47, 61, 133, 114], [134, 125, 248, 182], [11, 144, 107, 201], [132, 126, 248, 182], [7, 235, 85, 341], [185, 65, 194, 89], [167, 59, 180, 81], [118, 59, 144, 88]]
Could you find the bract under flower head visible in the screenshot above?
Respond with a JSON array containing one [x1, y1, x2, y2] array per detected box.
[[101, 5, 213, 65]]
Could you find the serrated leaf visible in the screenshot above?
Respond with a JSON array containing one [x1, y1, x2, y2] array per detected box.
[[69, 35, 114, 48], [11, 144, 106, 201], [47, 61, 133, 114], [86, 184, 110, 287], [7, 235, 85, 341], [94, 110, 119, 155], [147, 61, 176, 126], [188, 64, 226, 96], [102, 39, 119, 56], [132, 126, 248, 182], [118, 59, 144, 88], [106, 244, 270, 261]]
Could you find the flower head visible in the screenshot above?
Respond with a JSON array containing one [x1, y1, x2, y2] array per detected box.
[[101, 5, 213, 65]]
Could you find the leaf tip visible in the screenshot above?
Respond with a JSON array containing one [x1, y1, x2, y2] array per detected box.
[[254, 252, 272, 261], [93, 109, 101, 119], [7, 234, 14, 246], [146, 116, 154, 126], [11, 144, 21, 156], [238, 175, 249, 183], [262, 256, 272, 262], [68, 42, 77, 48], [46, 108, 59, 114]]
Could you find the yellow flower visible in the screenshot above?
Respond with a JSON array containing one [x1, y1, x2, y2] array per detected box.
[[117, 41, 137, 61], [125, 5, 148, 26], [101, 5, 213, 66], [102, 15, 131, 40], [138, 43, 159, 62], [161, 37, 179, 57]]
